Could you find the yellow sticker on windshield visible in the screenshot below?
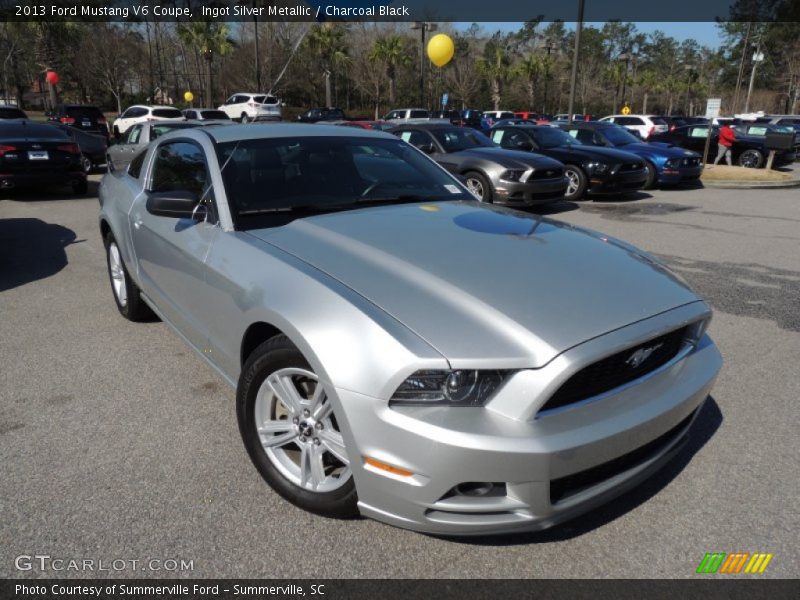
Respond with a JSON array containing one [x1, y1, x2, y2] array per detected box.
[[419, 205, 440, 212]]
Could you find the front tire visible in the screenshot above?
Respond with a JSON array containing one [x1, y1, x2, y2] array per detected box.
[[104, 233, 154, 321], [463, 171, 492, 202], [237, 336, 358, 518], [563, 165, 588, 201], [643, 161, 658, 189], [241, 112, 250, 124]]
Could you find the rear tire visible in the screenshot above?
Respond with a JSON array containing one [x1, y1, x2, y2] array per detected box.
[[237, 335, 358, 518], [241, 112, 250, 124], [738, 149, 764, 169], [104, 232, 155, 322], [463, 171, 492, 203]]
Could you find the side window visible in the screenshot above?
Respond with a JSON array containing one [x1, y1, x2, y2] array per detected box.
[[120, 108, 132, 119], [573, 129, 594, 144], [400, 130, 434, 149], [185, 110, 195, 119], [150, 141, 209, 197], [127, 107, 147, 119], [126, 124, 143, 144], [127, 150, 147, 179]]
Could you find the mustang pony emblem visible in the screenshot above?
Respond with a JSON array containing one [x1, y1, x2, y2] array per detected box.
[[625, 343, 664, 368]]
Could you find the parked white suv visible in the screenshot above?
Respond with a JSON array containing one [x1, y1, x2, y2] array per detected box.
[[483, 110, 515, 123], [599, 114, 669, 140], [383, 108, 429, 121], [219, 93, 281, 122], [112, 105, 184, 136]]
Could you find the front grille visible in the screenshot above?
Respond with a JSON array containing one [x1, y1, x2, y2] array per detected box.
[[549, 410, 695, 504], [619, 162, 643, 171], [530, 167, 564, 179], [682, 157, 701, 167], [538, 326, 689, 414]]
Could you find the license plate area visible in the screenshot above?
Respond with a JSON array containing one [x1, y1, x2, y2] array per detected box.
[[28, 150, 49, 161]]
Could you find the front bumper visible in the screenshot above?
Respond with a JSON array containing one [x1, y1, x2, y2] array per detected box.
[[494, 176, 569, 206], [335, 304, 722, 535], [658, 164, 703, 184], [589, 168, 648, 194]]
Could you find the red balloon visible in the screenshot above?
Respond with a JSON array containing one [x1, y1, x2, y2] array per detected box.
[[46, 71, 59, 85]]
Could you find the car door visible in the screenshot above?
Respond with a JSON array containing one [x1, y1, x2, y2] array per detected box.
[[129, 139, 220, 350]]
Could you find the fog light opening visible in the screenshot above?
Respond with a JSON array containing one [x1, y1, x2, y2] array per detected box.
[[454, 482, 496, 497]]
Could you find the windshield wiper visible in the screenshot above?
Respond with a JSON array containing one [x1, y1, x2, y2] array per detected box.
[[238, 195, 451, 216], [352, 194, 433, 205]]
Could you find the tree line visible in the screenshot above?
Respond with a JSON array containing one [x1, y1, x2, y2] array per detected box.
[[1, 20, 798, 118]]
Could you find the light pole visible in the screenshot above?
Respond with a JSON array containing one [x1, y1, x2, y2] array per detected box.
[[202, 47, 213, 107], [567, 0, 585, 123], [744, 39, 764, 113], [411, 22, 437, 108], [542, 39, 554, 114]]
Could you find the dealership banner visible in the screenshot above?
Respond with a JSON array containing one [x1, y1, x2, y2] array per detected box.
[[1, 0, 800, 22], [1, 580, 798, 599]]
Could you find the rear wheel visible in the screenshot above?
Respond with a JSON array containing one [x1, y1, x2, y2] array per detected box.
[[237, 336, 358, 518], [241, 112, 250, 124], [463, 171, 492, 202], [563, 165, 588, 201], [738, 149, 764, 169], [80, 154, 93, 174]]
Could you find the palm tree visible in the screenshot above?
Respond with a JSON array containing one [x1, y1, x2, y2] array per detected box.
[[477, 46, 512, 110], [306, 23, 349, 107], [604, 61, 627, 113], [513, 54, 546, 111], [368, 35, 410, 105], [636, 70, 661, 114], [178, 22, 236, 106]]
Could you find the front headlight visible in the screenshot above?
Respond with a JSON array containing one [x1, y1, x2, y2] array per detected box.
[[389, 369, 511, 407], [665, 158, 681, 168], [499, 169, 526, 182], [587, 162, 609, 175]]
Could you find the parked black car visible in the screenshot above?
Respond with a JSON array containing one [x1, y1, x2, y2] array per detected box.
[[0, 120, 87, 194], [649, 124, 797, 168], [47, 104, 109, 138], [390, 123, 568, 206], [430, 109, 463, 125], [48, 122, 107, 173], [296, 107, 346, 123], [461, 109, 488, 131], [662, 116, 709, 131], [489, 123, 648, 200], [0, 105, 27, 119]]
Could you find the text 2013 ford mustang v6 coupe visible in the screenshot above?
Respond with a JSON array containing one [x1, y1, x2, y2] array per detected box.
[[98, 123, 722, 535]]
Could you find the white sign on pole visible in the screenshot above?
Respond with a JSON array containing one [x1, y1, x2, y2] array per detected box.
[[705, 98, 722, 119]]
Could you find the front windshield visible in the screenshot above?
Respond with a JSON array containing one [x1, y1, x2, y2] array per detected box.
[[216, 136, 474, 229], [431, 128, 495, 152], [602, 126, 641, 145], [531, 127, 581, 148]]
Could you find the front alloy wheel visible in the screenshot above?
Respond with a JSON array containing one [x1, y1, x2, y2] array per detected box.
[[237, 336, 358, 517]]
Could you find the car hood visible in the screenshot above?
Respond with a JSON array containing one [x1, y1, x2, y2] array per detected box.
[[456, 147, 564, 169], [249, 202, 699, 368], [544, 144, 642, 163], [616, 142, 699, 158]]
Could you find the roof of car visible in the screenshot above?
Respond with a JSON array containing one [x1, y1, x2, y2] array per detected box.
[[199, 122, 395, 143]]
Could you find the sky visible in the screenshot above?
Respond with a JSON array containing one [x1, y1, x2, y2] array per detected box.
[[454, 22, 724, 49]]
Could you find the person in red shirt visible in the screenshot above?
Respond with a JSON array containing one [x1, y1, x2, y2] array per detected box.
[[714, 124, 736, 165]]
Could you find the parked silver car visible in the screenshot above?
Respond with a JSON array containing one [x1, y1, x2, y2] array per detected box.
[[98, 123, 722, 536], [107, 121, 201, 172]]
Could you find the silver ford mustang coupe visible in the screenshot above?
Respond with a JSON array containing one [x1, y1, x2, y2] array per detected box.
[[98, 124, 722, 535]]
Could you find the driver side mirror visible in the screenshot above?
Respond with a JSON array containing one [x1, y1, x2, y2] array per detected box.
[[146, 189, 201, 219]]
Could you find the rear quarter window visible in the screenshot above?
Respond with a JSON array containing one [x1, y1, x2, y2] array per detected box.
[[152, 108, 182, 119]]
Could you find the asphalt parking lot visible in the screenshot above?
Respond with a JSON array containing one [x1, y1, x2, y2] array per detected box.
[[1, 175, 798, 579]]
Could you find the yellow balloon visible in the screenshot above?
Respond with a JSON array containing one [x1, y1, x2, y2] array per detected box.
[[427, 34, 454, 68], [184, 91, 194, 103]]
